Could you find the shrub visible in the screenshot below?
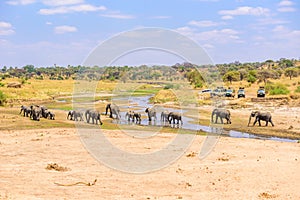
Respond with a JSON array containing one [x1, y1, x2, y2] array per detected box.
[[295, 86, 300, 93], [265, 83, 289, 95], [247, 74, 256, 83], [0, 90, 6, 106], [0, 82, 4, 87], [164, 83, 180, 90]]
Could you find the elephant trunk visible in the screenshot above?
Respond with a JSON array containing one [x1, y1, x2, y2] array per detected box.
[[211, 110, 215, 123], [247, 116, 252, 126]]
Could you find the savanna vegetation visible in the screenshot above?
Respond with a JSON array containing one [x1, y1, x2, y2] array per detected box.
[[0, 58, 299, 104]]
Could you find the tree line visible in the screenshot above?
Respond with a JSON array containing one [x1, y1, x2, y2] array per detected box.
[[1, 58, 299, 88]]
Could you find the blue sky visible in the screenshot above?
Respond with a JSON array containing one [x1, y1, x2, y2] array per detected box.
[[0, 0, 299, 67]]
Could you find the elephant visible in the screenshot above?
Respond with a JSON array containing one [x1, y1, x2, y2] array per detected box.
[[248, 111, 274, 127], [125, 111, 141, 124], [46, 111, 55, 120], [168, 112, 183, 125], [161, 111, 170, 122], [145, 107, 157, 121], [40, 106, 48, 118], [67, 110, 83, 121], [20, 105, 31, 117], [105, 103, 121, 119], [85, 109, 103, 125], [30, 105, 42, 121], [211, 108, 231, 124], [67, 110, 74, 120], [132, 112, 141, 124], [125, 111, 134, 121]]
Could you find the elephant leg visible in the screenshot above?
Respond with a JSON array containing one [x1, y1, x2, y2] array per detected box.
[[258, 119, 261, 126], [220, 117, 224, 124], [253, 118, 258, 126], [227, 117, 231, 124], [270, 119, 274, 127], [265, 120, 268, 126]]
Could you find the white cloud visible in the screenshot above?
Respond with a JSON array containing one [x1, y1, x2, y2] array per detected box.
[[256, 18, 289, 25], [101, 13, 135, 19], [54, 25, 77, 34], [39, 4, 106, 15], [272, 25, 288, 33], [277, 0, 296, 12], [278, 0, 294, 6], [219, 6, 270, 18], [277, 7, 296, 12], [0, 21, 15, 35], [221, 15, 233, 20], [42, 0, 84, 6], [46, 22, 52, 25], [188, 20, 223, 27], [177, 26, 241, 44], [6, 0, 36, 5]]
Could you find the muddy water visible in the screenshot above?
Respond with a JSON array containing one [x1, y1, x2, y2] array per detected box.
[[112, 95, 298, 143]]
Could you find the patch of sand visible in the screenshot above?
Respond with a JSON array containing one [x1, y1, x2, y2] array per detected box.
[[0, 128, 299, 199]]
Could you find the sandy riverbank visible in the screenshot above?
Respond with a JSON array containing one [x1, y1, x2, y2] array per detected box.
[[0, 128, 299, 199]]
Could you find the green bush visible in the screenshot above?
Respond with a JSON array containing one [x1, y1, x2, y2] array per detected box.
[[295, 86, 300, 93], [164, 83, 180, 90], [265, 83, 289, 95], [0, 82, 4, 87], [0, 90, 6, 106], [247, 74, 257, 83]]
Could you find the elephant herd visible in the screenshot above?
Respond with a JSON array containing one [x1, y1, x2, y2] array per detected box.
[[66, 103, 183, 127], [20, 105, 55, 121], [20, 103, 274, 128], [211, 108, 274, 127]]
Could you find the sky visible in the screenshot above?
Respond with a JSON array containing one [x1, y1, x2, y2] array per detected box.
[[0, 0, 299, 67]]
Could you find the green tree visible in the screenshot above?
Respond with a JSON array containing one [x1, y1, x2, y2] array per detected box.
[[222, 71, 240, 84], [23, 65, 35, 73], [284, 67, 298, 80], [257, 69, 276, 84]]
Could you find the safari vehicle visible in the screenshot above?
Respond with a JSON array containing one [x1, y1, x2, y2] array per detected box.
[[257, 86, 265, 97], [237, 87, 245, 98], [210, 86, 226, 97], [225, 87, 235, 98]]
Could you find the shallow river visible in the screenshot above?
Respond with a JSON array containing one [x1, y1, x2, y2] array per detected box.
[[111, 95, 298, 143]]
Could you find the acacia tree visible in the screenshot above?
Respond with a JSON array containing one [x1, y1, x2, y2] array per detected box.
[[257, 69, 276, 84], [222, 71, 240, 84], [284, 67, 298, 80]]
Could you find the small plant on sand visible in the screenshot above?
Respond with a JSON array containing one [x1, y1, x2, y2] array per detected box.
[[295, 86, 300, 93]]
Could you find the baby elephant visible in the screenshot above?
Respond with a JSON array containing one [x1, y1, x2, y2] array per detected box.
[[248, 111, 274, 127], [211, 108, 231, 124]]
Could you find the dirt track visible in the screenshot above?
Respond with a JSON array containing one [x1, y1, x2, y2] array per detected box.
[[0, 128, 299, 199]]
